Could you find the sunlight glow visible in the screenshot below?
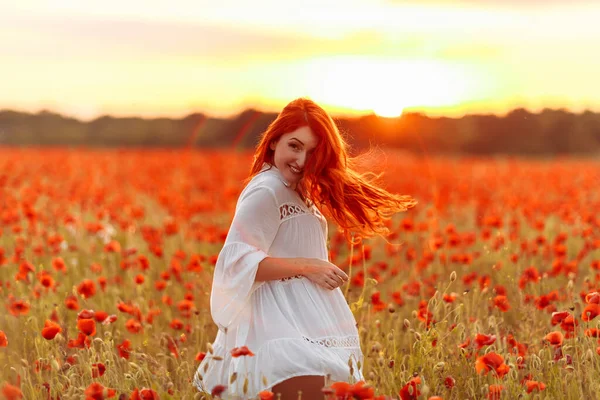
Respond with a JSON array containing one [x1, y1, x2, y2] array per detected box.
[[301, 56, 481, 116]]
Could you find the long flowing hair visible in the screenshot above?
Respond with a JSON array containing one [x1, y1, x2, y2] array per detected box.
[[246, 98, 417, 243]]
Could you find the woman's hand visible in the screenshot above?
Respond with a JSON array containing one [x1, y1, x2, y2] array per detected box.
[[301, 258, 349, 290]]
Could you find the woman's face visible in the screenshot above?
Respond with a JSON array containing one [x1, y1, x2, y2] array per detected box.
[[270, 126, 319, 190]]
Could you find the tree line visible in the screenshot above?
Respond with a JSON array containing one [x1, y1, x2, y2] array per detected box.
[[1, 107, 599, 155]]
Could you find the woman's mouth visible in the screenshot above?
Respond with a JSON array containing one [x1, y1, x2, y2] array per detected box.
[[289, 165, 302, 175]]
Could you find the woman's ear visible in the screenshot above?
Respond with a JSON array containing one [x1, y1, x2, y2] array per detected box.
[[270, 140, 277, 151]]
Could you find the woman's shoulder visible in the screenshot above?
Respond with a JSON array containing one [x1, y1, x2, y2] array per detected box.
[[239, 169, 289, 204]]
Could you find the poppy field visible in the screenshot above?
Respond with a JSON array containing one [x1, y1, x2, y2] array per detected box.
[[1, 147, 600, 399]]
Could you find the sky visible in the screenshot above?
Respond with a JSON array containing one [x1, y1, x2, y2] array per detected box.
[[1, 0, 600, 120]]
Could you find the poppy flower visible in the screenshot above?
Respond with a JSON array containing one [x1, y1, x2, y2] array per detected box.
[[77, 279, 97, 298], [170, 319, 184, 330], [117, 339, 132, 359], [524, 380, 546, 393], [92, 363, 106, 378], [125, 319, 143, 334], [582, 303, 600, 321], [94, 310, 108, 323], [211, 385, 227, 397], [77, 319, 96, 336], [492, 295, 511, 312], [258, 391, 274, 400], [475, 352, 510, 378], [231, 346, 255, 357], [104, 240, 121, 253], [544, 331, 564, 346], [52, 257, 67, 273], [41, 320, 62, 340], [84, 382, 116, 399], [64, 294, 79, 311], [551, 310, 570, 325], [67, 332, 91, 349], [0, 331, 7, 347], [7, 297, 30, 316], [475, 334, 496, 348], [1, 383, 23, 400], [77, 309, 95, 320], [399, 376, 421, 400], [130, 388, 159, 400]]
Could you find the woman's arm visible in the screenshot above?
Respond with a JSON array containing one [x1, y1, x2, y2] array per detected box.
[[255, 257, 349, 290], [255, 257, 306, 281]]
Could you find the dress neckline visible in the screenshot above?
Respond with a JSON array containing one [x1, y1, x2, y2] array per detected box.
[[259, 162, 314, 209]]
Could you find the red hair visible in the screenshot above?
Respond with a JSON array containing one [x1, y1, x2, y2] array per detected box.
[[246, 98, 417, 243]]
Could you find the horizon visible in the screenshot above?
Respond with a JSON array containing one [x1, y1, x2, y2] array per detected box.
[[2, 0, 600, 120], [0, 103, 593, 123]]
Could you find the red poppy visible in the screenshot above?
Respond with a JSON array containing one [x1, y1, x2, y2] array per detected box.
[[117, 339, 132, 359], [211, 385, 227, 397], [77, 319, 96, 336], [524, 380, 547, 393], [77, 279, 97, 298], [0, 331, 7, 347], [475, 334, 496, 348], [582, 303, 600, 321], [399, 376, 421, 400], [41, 320, 62, 340], [67, 332, 91, 349], [475, 352, 510, 378], [125, 319, 143, 334], [130, 388, 159, 400], [544, 331, 564, 346], [92, 363, 106, 378], [1, 383, 23, 400], [7, 297, 30, 316], [84, 382, 116, 399], [492, 295, 511, 312], [258, 391, 274, 400], [231, 346, 255, 357], [64, 294, 79, 311]]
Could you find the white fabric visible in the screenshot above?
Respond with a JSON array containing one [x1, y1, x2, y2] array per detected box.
[[193, 163, 364, 399]]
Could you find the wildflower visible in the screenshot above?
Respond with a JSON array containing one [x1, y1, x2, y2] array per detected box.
[[475, 352, 510, 378], [544, 331, 564, 346], [475, 334, 496, 349], [524, 380, 546, 393], [92, 363, 106, 378], [231, 346, 255, 357], [492, 295, 511, 312], [77, 279, 97, 298], [399, 375, 421, 400], [84, 382, 116, 399], [211, 385, 227, 397], [1, 383, 23, 400], [41, 320, 62, 340], [0, 331, 7, 347]]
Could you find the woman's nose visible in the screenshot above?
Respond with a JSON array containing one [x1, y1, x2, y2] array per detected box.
[[296, 152, 306, 168]]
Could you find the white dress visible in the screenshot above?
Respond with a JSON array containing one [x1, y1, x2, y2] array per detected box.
[[193, 162, 364, 399]]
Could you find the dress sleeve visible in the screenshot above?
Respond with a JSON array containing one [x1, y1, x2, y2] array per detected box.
[[210, 184, 280, 330]]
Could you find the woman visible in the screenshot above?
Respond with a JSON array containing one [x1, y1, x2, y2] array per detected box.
[[193, 98, 416, 399]]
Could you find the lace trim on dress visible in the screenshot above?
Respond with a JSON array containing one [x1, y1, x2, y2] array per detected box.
[[279, 274, 303, 282], [279, 203, 308, 222], [302, 335, 360, 348]]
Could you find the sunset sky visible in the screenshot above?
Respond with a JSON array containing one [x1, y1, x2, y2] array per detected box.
[[1, 0, 599, 120]]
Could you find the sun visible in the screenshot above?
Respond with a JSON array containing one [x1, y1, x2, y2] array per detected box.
[[372, 104, 404, 118]]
